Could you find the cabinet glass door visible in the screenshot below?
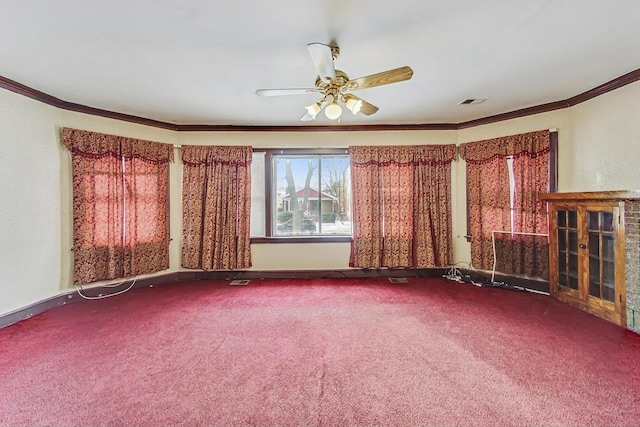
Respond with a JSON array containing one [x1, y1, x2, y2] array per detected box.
[[587, 210, 616, 303], [556, 209, 579, 291], [546, 197, 625, 326]]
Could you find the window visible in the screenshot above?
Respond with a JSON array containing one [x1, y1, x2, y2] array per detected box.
[[251, 149, 352, 240], [465, 131, 558, 242], [89, 157, 167, 246], [463, 129, 555, 278], [62, 128, 172, 284]]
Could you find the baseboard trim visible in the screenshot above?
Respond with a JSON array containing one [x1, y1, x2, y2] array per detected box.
[[0, 272, 182, 329], [0, 267, 478, 329], [0, 292, 77, 329], [468, 270, 550, 293], [181, 268, 448, 281]]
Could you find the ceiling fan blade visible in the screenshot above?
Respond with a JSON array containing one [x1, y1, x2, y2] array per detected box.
[[300, 112, 315, 122], [307, 43, 336, 82], [343, 93, 379, 115], [255, 88, 320, 97], [358, 99, 379, 115], [347, 66, 414, 90]]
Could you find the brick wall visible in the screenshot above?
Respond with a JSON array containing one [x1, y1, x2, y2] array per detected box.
[[625, 201, 640, 332]]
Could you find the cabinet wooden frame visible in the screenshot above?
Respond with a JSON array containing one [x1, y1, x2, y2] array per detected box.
[[541, 191, 640, 326], [547, 201, 625, 324]]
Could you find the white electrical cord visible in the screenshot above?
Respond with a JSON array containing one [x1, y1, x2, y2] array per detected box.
[[444, 266, 463, 280], [443, 262, 483, 287], [66, 147, 140, 301], [76, 278, 137, 300]]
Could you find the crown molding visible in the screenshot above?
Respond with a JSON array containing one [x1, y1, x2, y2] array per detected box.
[[0, 75, 178, 131], [2, 68, 639, 132], [175, 123, 458, 132], [456, 100, 571, 129], [457, 68, 640, 129]]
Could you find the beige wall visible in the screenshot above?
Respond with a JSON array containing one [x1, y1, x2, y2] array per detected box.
[[1, 79, 640, 315], [563, 80, 640, 192], [1, 91, 63, 315]]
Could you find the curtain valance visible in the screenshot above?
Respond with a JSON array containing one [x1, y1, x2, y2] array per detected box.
[[181, 145, 252, 166], [350, 144, 457, 166], [61, 128, 174, 163], [413, 144, 457, 165], [460, 130, 550, 164]]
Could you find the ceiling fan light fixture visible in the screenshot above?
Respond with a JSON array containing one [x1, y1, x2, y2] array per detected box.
[[324, 102, 342, 120], [345, 98, 363, 115], [256, 43, 413, 122], [305, 101, 323, 119]]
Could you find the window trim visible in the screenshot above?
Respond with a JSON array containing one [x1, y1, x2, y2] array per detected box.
[[251, 148, 352, 243]]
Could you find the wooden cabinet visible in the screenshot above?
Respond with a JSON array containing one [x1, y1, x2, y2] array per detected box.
[[541, 191, 640, 326]]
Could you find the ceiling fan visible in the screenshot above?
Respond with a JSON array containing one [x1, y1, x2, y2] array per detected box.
[[255, 43, 414, 122]]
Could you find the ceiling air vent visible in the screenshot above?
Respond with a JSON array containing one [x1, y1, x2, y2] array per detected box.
[[458, 98, 487, 105]]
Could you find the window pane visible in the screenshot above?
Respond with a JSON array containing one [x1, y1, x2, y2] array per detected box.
[[558, 251, 567, 286], [250, 152, 266, 237], [127, 158, 165, 244], [568, 210, 578, 228], [558, 230, 567, 252], [569, 273, 579, 290], [602, 212, 614, 232], [273, 154, 351, 236], [319, 156, 352, 235], [603, 260, 615, 284], [602, 235, 615, 260], [557, 210, 567, 227], [568, 230, 578, 252], [588, 211, 599, 231], [603, 280, 615, 303], [588, 233, 599, 257], [588, 256, 601, 298]]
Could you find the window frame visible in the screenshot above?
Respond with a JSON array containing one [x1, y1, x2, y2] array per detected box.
[[251, 148, 352, 243]]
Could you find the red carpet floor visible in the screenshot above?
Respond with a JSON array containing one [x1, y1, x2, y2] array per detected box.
[[1, 277, 640, 426]]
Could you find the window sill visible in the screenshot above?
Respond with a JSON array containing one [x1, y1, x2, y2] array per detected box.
[[251, 236, 352, 244]]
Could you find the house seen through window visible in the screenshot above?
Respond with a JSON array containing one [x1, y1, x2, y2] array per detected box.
[[251, 150, 352, 238]]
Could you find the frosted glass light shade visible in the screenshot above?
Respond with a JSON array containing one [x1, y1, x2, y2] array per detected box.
[[324, 103, 342, 120], [305, 102, 322, 119]]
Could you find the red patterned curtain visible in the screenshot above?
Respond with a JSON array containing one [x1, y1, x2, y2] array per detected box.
[[463, 140, 511, 271], [511, 132, 550, 278], [413, 145, 456, 267], [182, 146, 252, 270], [350, 147, 385, 267], [350, 145, 456, 268], [62, 128, 173, 285], [461, 130, 549, 278]]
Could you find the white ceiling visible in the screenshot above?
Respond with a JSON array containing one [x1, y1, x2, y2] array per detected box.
[[1, 0, 639, 127]]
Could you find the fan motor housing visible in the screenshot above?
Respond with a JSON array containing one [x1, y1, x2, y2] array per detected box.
[[315, 70, 350, 90]]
